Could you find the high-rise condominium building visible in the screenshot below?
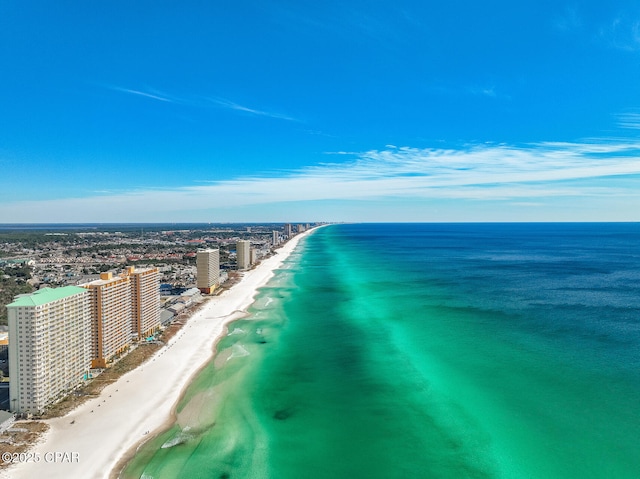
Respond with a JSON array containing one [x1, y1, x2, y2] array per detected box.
[[82, 272, 133, 368], [272, 230, 279, 246], [8, 287, 92, 414], [82, 268, 161, 367], [284, 223, 293, 237], [129, 266, 161, 339], [197, 249, 220, 294], [236, 240, 251, 270]]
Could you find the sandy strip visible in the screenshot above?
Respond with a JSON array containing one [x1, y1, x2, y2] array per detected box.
[[2, 229, 314, 479]]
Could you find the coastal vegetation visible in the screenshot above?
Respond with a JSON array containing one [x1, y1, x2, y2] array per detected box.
[[0, 422, 49, 465], [0, 265, 34, 325]]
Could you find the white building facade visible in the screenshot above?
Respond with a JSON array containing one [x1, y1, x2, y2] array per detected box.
[[8, 287, 92, 414]]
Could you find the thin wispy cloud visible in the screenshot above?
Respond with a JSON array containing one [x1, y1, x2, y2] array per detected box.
[[598, 15, 640, 52], [104, 85, 298, 121], [428, 83, 509, 101], [553, 6, 582, 33], [2, 139, 640, 222], [616, 112, 640, 130], [468, 85, 501, 99], [206, 97, 299, 122], [554, 8, 640, 53], [106, 85, 174, 103]]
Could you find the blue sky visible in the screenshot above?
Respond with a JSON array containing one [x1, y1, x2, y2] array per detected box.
[[1, 1, 640, 222]]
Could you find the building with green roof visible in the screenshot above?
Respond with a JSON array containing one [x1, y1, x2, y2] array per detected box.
[[7, 286, 88, 308], [8, 286, 92, 414]]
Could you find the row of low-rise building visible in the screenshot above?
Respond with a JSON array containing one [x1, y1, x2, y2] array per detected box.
[[7, 267, 160, 414]]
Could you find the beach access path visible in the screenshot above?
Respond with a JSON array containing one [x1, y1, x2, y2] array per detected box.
[[2, 229, 313, 479]]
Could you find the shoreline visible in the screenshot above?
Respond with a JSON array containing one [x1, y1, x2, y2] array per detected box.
[[2, 228, 315, 479], [109, 307, 249, 479]]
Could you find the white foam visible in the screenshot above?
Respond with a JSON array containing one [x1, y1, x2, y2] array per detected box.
[[227, 344, 250, 361], [161, 429, 194, 449]]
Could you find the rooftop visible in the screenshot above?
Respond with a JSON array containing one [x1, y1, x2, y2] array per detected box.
[[7, 286, 87, 308]]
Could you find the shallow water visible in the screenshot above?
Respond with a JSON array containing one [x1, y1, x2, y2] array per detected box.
[[122, 224, 640, 479]]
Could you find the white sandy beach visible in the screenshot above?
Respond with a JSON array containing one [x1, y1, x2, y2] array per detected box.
[[2, 229, 313, 479]]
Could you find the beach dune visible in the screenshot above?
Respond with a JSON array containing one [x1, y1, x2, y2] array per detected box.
[[2, 230, 311, 479]]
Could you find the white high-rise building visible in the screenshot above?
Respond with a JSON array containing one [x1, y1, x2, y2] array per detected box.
[[8, 287, 92, 414], [272, 230, 279, 246], [197, 249, 220, 294], [236, 240, 251, 270]]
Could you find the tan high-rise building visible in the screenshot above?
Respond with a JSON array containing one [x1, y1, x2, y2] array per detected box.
[[129, 266, 161, 339], [236, 240, 251, 270], [197, 249, 219, 294], [272, 230, 279, 246], [8, 287, 92, 414], [82, 272, 133, 368]]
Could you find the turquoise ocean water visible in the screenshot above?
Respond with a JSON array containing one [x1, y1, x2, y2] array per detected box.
[[122, 224, 640, 479]]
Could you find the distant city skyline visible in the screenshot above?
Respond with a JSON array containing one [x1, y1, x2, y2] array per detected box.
[[2, 1, 640, 222]]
